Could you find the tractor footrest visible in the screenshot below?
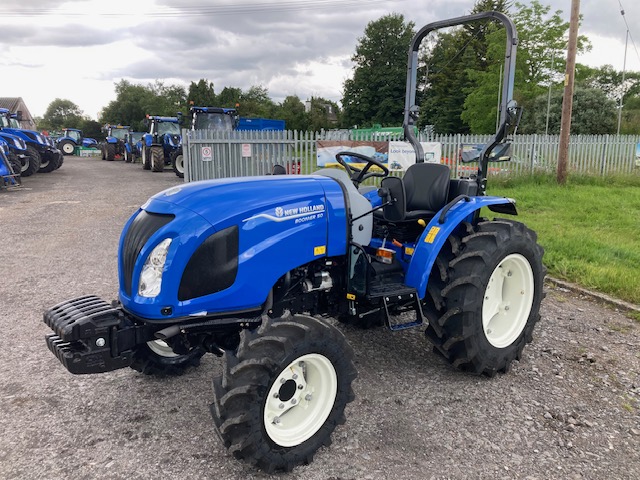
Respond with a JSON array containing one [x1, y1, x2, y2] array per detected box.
[[367, 284, 425, 331], [43, 295, 133, 374]]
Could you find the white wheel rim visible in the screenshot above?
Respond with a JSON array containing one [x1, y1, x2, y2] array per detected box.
[[62, 143, 74, 154], [263, 353, 337, 447], [176, 154, 184, 173], [147, 340, 179, 358], [482, 253, 534, 349]]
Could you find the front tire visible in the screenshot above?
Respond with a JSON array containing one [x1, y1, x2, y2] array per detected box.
[[150, 146, 164, 172], [129, 340, 204, 375], [171, 149, 184, 178], [22, 146, 41, 177], [106, 143, 115, 161], [59, 140, 75, 156], [211, 314, 357, 473], [141, 147, 151, 170], [424, 219, 545, 376]]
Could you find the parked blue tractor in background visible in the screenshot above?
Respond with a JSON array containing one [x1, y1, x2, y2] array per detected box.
[[0, 108, 62, 175], [43, 12, 544, 473], [141, 115, 181, 172], [100, 125, 131, 161], [56, 128, 99, 155], [0, 130, 28, 178], [123, 131, 145, 163], [0, 137, 21, 188], [170, 106, 239, 178]]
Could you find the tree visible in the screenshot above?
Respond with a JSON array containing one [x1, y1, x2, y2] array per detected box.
[[41, 98, 83, 130], [342, 14, 415, 128], [187, 79, 217, 106], [239, 85, 277, 118], [217, 87, 242, 109], [276, 96, 308, 131], [307, 97, 340, 132], [99, 80, 187, 131], [462, 0, 591, 133], [525, 87, 617, 134]]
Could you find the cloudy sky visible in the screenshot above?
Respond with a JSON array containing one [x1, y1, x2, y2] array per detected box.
[[1, 0, 639, 120]]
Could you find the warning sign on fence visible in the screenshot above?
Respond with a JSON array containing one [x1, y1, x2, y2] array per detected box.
[[242, 143, 252, 158], [201, 146, 212, 162]]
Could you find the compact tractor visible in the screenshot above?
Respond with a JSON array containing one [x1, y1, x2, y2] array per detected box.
[[140, 115, 181, 172], [56, 128, 99, 155], [43, 12, 544, 473], [100, 125, 131, 161]]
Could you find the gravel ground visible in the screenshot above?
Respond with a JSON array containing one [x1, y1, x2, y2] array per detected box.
[[1, 157, 639, 480]]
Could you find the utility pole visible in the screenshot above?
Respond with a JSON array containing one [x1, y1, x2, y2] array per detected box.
[[617, 28, 629, 135], [556, 0, 580, 185]]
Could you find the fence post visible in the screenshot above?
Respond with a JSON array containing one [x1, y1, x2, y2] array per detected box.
[[600, 134, 608, 176], [530, 134, 537, 175]]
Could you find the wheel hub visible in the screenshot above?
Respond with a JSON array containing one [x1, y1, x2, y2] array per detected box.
[[263, 354, 337, 447], [482, 253, 534, 348]]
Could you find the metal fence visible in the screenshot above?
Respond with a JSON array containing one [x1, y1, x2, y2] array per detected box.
[[183, 130, 640, 182]]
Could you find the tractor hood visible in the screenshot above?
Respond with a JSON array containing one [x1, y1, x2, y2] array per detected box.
[[118, 175, 348, 320]]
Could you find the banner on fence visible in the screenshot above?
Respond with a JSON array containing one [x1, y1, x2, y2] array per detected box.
[[636, 143, 640, 168], [316, 141, 388, 168], [388, 142, 442, 171]]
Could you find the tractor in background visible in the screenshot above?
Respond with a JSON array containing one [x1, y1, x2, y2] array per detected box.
[[141, 115, 181, 172], [171, 106, 239, 178], [0, 109, 62, 175], [56, 128, 99, 155], [123, 131, 145, 163], [100, 125, 131, 161]]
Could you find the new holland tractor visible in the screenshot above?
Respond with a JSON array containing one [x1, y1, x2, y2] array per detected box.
[[171, 106, 239, 178], [100, 125, 131, 161], [56, 128, 99, 155], [140, 115, 181, 172], [0, 109, 62, 175], [43, 12, 545, 473]]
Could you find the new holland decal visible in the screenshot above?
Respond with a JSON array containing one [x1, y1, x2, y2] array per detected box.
[[244, 203, 326, 224]]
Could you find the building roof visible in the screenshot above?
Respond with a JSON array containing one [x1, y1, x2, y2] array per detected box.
[[0, 97, 36, 129]]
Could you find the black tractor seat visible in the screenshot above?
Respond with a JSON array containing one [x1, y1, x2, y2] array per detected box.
[[375, 162, 450, 222]]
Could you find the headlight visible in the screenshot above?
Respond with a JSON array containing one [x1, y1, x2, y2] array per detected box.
[[138, 238, 172, 298]]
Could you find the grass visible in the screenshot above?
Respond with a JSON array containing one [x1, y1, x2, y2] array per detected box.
[[484, 173, 640, 306]]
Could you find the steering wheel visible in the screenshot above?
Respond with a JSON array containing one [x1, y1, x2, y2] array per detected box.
[[334, 151, 389, 186]]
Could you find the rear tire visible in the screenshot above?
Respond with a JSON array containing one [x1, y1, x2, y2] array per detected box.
[[22, 146, 41, 177], [211, 314, 357, 473], [59, 140, 75, 156], [171, 149, 184, 178], [129, 340, 204, 375], [150, 146, 164, 172], [424, 219, 545, 376]]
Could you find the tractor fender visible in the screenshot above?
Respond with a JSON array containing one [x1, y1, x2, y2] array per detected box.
[[405, 195, 517, 298], [105, 136, 118, 144]]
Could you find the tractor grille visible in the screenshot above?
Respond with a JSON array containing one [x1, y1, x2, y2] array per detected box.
[[121, 211, 174, 296]]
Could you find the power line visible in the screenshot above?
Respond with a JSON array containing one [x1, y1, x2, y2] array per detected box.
[[0, 0, 392, 17], [617, 0, 640, 67]]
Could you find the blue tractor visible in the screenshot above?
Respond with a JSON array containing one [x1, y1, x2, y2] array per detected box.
[[0, 109, 62, 175], [0, 137, 21, 188], [140, 115, 181, 172], [43, 13, 544, 473], [56, 128, 99, 155], [0, 130, 28, 177], [123, 131, 145, 163], [170, 106, 239, 178], [99, 124, 131, 161]]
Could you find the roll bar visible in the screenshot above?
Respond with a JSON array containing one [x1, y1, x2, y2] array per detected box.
[[402, 11, 519, 194]]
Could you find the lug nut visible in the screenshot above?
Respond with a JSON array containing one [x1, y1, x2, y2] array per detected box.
[[305, 394, 312, 401], [279, 403, 285, 409], [291, 398, 297, 405], [96, 338, 105, 347]]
